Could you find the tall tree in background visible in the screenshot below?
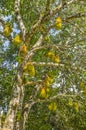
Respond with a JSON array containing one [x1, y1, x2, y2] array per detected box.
[[0, 0, 86, 130]]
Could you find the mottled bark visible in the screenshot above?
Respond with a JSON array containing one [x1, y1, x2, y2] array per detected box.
[[2, 73, 24, 130]]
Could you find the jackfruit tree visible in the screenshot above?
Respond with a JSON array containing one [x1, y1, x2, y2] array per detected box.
[[0, 0, 86, 130]]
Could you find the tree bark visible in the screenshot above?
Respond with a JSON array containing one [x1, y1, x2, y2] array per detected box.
[[2, 73, 24, 130]]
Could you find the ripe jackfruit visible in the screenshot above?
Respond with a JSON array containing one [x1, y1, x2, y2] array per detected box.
[[3, 24, 12, 37]]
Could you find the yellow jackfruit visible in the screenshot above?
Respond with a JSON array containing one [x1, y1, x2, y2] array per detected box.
[[44, 75, 53, 87], [40, 87, 48, 98], [23, 62, 35, 77], [53, 55, 60, 63], [45, 75, 53, 83], [47, 51, 55, 58], [46, 87, 50, 93], [3, 24, 12, 37], [13, 35, 22, 45], [29, 66, 35, 77], [20, 44, 27, 54], [44, 35, 50, 43], [74, 102, 79, 112], [48, 102, 57, 111], [55, 17, 62, 29], [46, 52, 60, 63], [68, 98, 73, 106], [23, 64, 28, 72]]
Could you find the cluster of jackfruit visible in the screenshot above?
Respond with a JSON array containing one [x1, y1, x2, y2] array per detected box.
[[48, 102, 57, 111], [40, 75, 53, 99], [40, 87, 50, 99], [46, 51, 60, 63], [13, 35, 22, 45], [20, 44, 27, 56], [23, 62, 35, 77], [43, 74, 53, 87], [68, 98, 79, 112], [3, 23, 12, 37], [55, 16, 62, 30]]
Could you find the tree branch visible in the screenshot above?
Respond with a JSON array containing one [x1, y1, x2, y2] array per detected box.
[[22, 84, 42, 130], [26, 35, 44, 60], [36, 92, 82, 103], [14, 0, 26, 41], [65, 12, 86, 22], [23, 80, 42, 87], [31, 62, 63, 67]]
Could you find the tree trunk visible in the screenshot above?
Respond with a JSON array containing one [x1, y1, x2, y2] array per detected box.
[[2, 73, 24, 130]]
